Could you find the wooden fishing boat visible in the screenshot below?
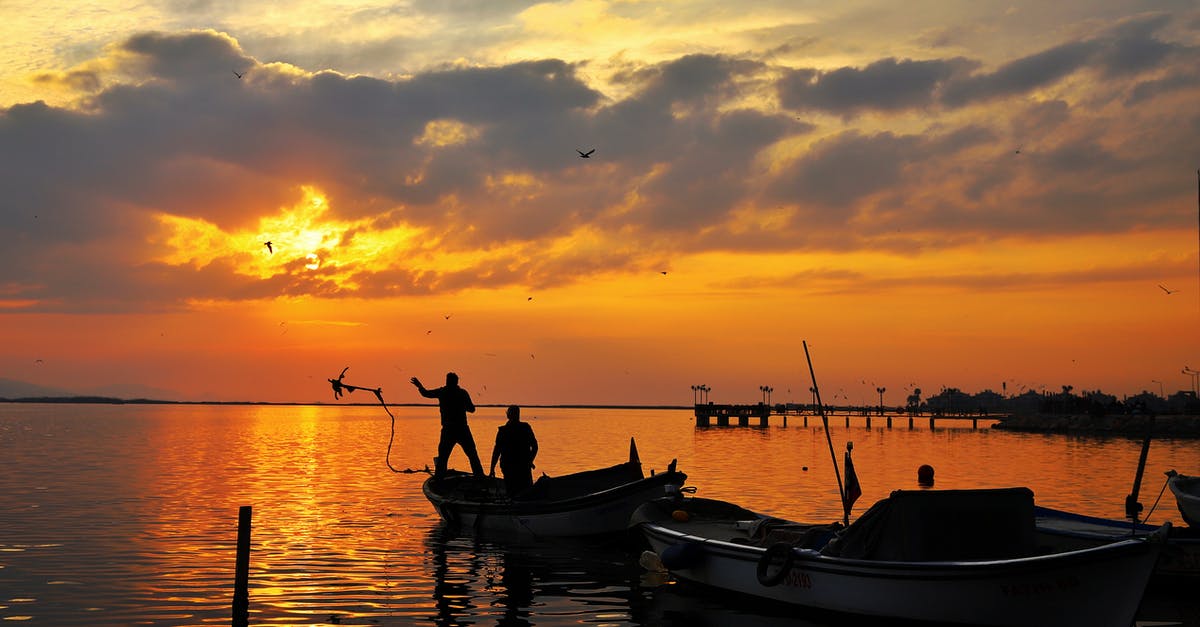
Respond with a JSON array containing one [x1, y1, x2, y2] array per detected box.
[[1034, 504, 1199, 582], [1167, 470, 1200, 527], [632, 489, 1166, 627], [423, 438, 686, 537]]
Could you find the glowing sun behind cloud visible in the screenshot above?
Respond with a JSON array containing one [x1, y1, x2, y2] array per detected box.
[[153, 186, 425, 288]]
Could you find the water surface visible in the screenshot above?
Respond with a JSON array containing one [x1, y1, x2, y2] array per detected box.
[[1, 403, 1196, 625]]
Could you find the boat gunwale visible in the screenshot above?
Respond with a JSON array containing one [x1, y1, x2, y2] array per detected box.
[[424, 469, 687, 516], [639, 518, 1159, 579]]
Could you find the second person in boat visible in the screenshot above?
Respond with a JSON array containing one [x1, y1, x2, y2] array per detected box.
[[490, 405, 539, 497]]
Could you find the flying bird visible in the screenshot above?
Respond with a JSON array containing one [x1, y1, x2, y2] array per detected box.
[[527, 296, 533, 301], [660, 271, 668, 275], [577, 148, 595, 158], [444, 314, 452, 320], [233, 70, 244, 79], [1159, 284, 1177, 294], [264, 241, 273, 254]]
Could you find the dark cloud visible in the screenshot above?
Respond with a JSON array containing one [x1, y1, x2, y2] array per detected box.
[[1, 17, 1198, 313], [1127, 68, 1200, 104], [767, 130, 924, 211], [780, 14, 1191, 115], [778, 57, 973, 114], [940, 40, 1101, 107]]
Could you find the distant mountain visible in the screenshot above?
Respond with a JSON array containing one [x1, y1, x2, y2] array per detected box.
[[84, 383, 181, 401], [0, 378, 181, 401], [0, 378, 75, 399]]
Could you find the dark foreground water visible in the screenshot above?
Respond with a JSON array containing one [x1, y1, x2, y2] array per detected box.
[[1, 403, 1197, 625]]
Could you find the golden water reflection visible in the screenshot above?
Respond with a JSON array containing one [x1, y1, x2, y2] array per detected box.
[[0, 403, 1196, 625]]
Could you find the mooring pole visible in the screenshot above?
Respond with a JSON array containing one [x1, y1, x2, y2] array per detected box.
[[1125, 418, 1154, 524], [233, 505, 252, 627]]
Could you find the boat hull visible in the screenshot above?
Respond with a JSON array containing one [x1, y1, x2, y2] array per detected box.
[[638, 498, 1163, 627], [1168, 472, 1200, 527], [425, 466, 687, 537], [1035, 505, 1200, 582]]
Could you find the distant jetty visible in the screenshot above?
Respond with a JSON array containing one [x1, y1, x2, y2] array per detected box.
[[992, 414, 1200, 438]]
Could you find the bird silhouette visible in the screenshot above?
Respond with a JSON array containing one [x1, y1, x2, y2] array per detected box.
[[577, 148, 595, 158], [1159, 284, 1177, 294], [444, 314, 452, 320], [264, 241, 273, 254], [233, 70, 244, 79], [527, 296, 533, 301]]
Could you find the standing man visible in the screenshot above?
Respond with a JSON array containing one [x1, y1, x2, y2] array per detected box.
[[490, 405, 538, 497], [412, 372, 485, 479]]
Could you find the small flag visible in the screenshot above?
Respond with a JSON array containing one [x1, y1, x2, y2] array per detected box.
[[843, 450, 862, 517]]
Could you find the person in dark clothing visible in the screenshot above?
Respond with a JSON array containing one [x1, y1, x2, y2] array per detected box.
[[412, 372, 485, 479], [490, 405, 538, 497]]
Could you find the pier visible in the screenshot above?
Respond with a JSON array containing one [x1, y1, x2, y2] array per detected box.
[[694, 403, 997, 429]]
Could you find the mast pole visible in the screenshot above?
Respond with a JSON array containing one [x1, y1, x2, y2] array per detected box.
[[803, 340, 847, 525]]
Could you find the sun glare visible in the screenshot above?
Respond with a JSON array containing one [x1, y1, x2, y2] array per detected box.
[[153, 186, 427, 286]]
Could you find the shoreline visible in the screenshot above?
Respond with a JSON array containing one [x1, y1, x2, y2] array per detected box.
[[992, 413, 1200, 438], [0, 396, 691, 410]]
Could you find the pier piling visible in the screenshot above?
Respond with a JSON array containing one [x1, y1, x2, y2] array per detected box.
[[233, 505, 252, 627]]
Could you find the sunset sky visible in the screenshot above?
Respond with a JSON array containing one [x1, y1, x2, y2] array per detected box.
[[2, 1, 1198, 405]]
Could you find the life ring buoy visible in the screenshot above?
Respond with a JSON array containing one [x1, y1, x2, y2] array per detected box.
[[756, 542, 795, 587]]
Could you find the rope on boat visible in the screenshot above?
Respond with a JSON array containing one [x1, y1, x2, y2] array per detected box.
[[327, 367, 432, 475], [1141, 474, 1171, 527]]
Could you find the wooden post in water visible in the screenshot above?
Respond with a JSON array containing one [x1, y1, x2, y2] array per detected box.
[[886, 415, 892, 428], [233, 505, 252, 627], [865, 415, 872, 428], [908, 416, 914, 429]]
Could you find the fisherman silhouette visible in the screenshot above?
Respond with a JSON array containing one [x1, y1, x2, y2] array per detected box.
[[490, 405, 539, 497], [412, 372, 485, 479]]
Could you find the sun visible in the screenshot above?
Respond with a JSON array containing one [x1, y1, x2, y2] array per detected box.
[[153, 185, 427, 286]]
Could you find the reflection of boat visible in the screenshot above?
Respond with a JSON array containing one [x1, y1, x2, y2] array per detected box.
[[1034, 504, 1200, 582], [1167, 470, 1200, 527], [426, 526, 651, 627], [424, 438, 686, 536], [632, 489, 1166, 627]]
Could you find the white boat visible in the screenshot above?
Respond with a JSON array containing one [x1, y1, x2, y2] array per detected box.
[[632, 489, 1166, 627], [1167, 470, 1200, 527], [424, 438, 686, 537], [1034, 503, 1200, 582]]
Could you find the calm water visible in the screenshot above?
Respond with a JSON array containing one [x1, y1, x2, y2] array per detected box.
[[1, 403, 1198, 626]]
